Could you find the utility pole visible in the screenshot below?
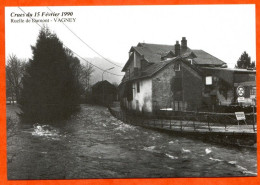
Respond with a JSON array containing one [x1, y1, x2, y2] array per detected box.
[[102, 67, 114, 106]]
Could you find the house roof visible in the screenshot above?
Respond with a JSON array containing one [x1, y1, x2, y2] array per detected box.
[[122, 42, 226, 71], [133, 46, 162, 63], [137, 43, 177, 55], [121, 59, 173, 83], [191, 50, 226, 66], [120, 57, 202, 84], [92, 80, 115, 89], [121, 58, 176, 83]]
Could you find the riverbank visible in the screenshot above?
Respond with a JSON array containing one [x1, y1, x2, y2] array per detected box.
[[108, 106, 257, 148]]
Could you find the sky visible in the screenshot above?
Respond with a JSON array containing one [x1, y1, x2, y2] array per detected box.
[[5, 5, 256, 73]]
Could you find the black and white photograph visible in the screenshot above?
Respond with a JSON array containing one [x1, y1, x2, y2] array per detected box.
[[5, 5, 257, 179]]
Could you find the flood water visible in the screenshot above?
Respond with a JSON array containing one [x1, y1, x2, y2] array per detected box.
[[7, 104, 257, 179]]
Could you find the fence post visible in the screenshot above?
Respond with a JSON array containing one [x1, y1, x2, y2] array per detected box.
[[180, 117, 183, 131], [161, 119, 163, 128], [170, 119, 172, 129], [207, 115, 211, 131]]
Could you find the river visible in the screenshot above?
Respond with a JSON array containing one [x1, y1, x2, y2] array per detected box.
[[7, 104, 257, 179]]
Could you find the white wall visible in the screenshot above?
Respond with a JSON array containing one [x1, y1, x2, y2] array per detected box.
[[130, 79, 152, 112]]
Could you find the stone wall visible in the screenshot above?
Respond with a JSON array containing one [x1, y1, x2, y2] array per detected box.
[[182, 64, 203, 110], [152, 62, 176, 110], [152, 61, 203, 111]]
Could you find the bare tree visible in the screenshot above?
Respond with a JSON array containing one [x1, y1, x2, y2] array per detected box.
[[65, 49, 94, 93], [80, 62, 94, 92], [6, 54, 26, 104]]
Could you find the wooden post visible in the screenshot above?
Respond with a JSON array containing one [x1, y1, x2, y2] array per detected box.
[[170, 119, 172, 129], [208, 122, 211, 131], [180, 117, 183, 131], [207, 115, 211, 131], [161, 119, 163, 128]]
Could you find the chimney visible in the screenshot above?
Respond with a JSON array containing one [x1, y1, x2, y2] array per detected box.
[[181, 37, 187, 50], [175, 41, 181, 56]]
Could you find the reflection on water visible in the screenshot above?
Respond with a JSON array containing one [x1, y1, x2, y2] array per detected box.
[[7, 104, 257, 179]]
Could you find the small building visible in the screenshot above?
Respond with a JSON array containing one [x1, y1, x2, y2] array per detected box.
[[92, 80, 117, 106], [118, 37, 256, 114], [201, 67, 256, 109]]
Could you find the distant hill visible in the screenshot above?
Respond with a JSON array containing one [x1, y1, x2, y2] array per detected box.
[[80, 57, 124, 86]]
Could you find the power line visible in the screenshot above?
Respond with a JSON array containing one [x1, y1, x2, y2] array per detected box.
[[17, 7, 123, 77], [47, 6, 123, 69]]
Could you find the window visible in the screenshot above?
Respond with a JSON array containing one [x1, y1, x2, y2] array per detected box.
[[205, 76, 213, 85], [188, 59, 193, 65], [174, 101, 187, 111], [174, 63, 180, 71], [137, 82, 140, 93], [250, 87, 256, 95]]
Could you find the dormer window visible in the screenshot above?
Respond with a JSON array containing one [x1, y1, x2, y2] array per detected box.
[[174, 63, 180, 71], [205, 76, 213, 85]]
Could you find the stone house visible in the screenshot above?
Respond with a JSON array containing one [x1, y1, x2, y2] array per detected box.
[[118, 37, 256, 114]]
